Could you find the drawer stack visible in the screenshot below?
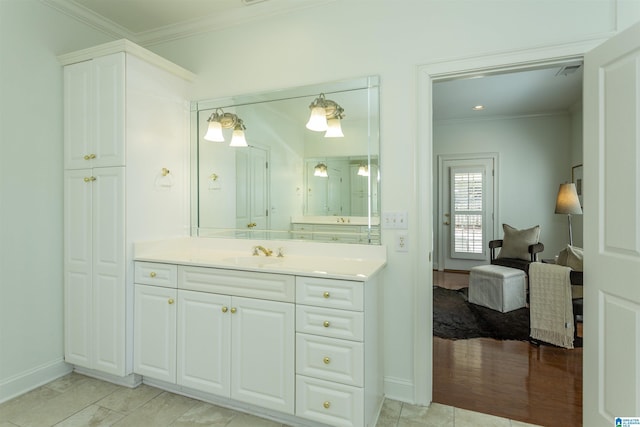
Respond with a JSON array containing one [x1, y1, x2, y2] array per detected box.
[[295, 276, 366, 427]]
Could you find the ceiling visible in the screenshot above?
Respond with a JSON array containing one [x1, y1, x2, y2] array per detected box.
[[44, 0, 583, 121], [434, 63, 583, 121]]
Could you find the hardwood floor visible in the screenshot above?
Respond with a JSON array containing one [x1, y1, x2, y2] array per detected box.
[[432, 270, 583, 426]]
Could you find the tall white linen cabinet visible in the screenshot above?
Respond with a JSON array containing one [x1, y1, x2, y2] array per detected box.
[[59, 40, 194, 383]]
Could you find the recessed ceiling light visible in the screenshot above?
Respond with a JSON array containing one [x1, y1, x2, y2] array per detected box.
[[473, 105, 485, 111]]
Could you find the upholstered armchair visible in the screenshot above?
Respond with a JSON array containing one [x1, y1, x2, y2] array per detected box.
[[489, 223, 543, 272], [489, 239, 545, 274]]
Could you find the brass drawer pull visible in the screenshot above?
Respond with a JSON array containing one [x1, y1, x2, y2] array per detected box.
[[323, 401, 331, 409], [323, 291, 330, 298], [323, 321, 330, 328], [150, 272, 156, 278], [168, 298, 174, 305], [222, 306, 228, 313], [323, 357, 331, 365], [230, 307, 237, 314]]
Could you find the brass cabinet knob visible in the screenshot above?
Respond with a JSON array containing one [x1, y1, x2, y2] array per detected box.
[[323, 291, 330, 298], [323, 321, 330, 328], [83, 154, 96, 160], [222, 306, 228, 313], [323, 357, 331, 365], [323, 401, 331, 409], [83, 176, 96, 182], [168, 298, 174, 305], [150, 272, 156, 278], [230, 307, 237, 314]]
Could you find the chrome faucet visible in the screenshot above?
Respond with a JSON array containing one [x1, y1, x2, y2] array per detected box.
[[253, 245, 273, 257]]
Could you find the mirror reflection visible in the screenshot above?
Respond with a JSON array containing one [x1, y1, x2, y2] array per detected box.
[[191, 76, 380, 244]]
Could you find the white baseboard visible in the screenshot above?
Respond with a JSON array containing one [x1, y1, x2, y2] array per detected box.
[[72, 366, 141, 388], [384, 376, 415, 403], [0, 359, 72, 404]]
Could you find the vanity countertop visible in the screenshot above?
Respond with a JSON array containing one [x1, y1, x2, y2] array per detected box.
[[134, 237, 386, 281], [290, 216, 380, 226]]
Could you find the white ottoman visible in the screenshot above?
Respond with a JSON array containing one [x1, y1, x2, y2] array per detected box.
[[468, 264, 526, 313]]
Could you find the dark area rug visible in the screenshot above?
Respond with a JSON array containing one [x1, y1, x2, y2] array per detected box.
[[433, 286, 531, 341]]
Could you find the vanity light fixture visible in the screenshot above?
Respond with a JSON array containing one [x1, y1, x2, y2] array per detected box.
[[306, 93, 345, 138], [357, 164, 369, 176], [473, 105, 485, 111], [204, 108, 248, 147], [314, 163, 329, 177]]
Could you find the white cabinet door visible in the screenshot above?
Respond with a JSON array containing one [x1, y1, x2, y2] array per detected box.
[[64, 170, 93, 366], [63, 168, 124, 375], [177, 290, 231, 395], [134, 284, 177, 383], [231, 297, 295, 414], [64, 53, 125, 170], [92, 167, 125, 375]]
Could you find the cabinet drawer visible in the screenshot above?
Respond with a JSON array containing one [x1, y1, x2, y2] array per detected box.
[[179, 266, 295, 302], [296, 334, 363, 387], [296, 306, 364, 341], [135, 262, 177, 288], [296, 277, 363, 311], [296, 375, 363, 427]]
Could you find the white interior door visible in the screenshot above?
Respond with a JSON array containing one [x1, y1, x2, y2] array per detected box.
[[235, 146, 269, 234], [583, 21, 640, 426], [440, 156, 495, 271]]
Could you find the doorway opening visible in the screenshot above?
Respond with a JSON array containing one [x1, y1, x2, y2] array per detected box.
[[414, 45, 589, 422]]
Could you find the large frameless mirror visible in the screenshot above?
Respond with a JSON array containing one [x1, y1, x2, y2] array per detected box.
[[191, 76, 380, 244]]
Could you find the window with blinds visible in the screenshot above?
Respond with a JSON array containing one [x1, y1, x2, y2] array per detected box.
[[451, 168, 484, 258]]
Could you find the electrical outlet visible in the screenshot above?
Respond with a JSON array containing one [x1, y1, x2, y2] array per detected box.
[[396, 231, 409, 252]]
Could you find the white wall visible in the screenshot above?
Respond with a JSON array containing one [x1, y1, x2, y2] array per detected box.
[[147, 3, 624, 399], [433, 113, 575, 264], [1, 0, 637, 404], [0, 1, 114, 401]]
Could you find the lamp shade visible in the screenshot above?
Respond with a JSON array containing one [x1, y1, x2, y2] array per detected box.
[[324, 118, 344, 138], [203, 120, 224, 142], [306, 106, 328, 131], [555, 183, 582, 215], [229, 127, 248, 147]]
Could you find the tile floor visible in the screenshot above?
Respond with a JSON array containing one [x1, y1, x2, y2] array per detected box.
[[0, 373, 541, 427]]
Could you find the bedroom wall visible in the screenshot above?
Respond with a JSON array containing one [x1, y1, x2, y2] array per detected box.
[[433, 113, 576, 267]]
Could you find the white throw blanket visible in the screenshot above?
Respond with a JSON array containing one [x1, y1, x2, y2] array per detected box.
[[528, 262, 575, 349]]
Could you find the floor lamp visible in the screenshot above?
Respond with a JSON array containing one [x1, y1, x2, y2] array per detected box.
[[555, 183, 583, 246]]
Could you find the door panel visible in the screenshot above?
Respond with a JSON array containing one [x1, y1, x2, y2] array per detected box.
[[231, 297, 294, 414], [63, 170, 92, 366], [177, 290, 231, 396], [583, 21, 640, 426], [440, 156, 495, 271], [133, 285, 177, 382]]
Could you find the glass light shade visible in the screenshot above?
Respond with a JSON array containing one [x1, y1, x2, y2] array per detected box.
[[324, 118, 344, 138], [306, 106, 328, 131], [314, 163, 328, 177], [229, 128, 248, 147], [204, 120, 224, 142], [357, 164, 369, 176]]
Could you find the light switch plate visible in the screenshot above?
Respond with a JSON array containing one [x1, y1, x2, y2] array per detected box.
[[382, 211, 409, 229]]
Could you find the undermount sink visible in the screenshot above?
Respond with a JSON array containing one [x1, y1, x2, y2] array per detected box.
[[222, 256, 284, 267]]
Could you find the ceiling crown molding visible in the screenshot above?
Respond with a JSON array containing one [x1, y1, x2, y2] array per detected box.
[[41, 0, 137, 41], [41, 0, 335, 47]]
